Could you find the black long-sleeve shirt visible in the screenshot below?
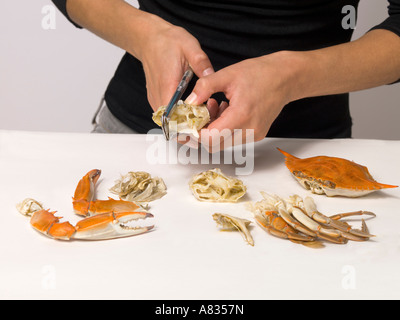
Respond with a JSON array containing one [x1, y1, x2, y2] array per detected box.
[[52, 0, 400, 137]]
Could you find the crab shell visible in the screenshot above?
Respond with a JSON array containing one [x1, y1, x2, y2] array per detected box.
[[212, 213, 254, 246], [30, 209, 154, 241], [278, 148, 398, 197], [152, 100, 210, 138]]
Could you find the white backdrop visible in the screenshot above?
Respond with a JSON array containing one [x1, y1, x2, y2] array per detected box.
[[1, 0, 399, 139]]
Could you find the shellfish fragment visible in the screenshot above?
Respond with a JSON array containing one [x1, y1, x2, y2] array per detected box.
[[16, 198, 44, 217], [110, 171, 167, 203], [152, 100, 210, 138], [189, 168, 247, 202], [18, 169, 155, 241], [278, 148, 398, 197], [212, 213, 254, 246], [248, 192, 376, 247]]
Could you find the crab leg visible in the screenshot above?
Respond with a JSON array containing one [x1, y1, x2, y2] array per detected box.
[[329, 210, 376, 221], [313, 233, 349, 244], [292, 206, 372, 242], [255, 211, 316, 242], [303, 198, 358, 231], [361, 220, 369, 234], [30, 209, 154, 241], [259, 193, 318, 237], [290, 206, 342, 238], [330, 210, 375, 240], [303, 197, 375, 239], [249, 192, 376, 245], [277, 207, 317, 238]]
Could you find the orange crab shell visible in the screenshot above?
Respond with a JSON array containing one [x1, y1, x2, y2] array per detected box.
[[24, 169, 155, 241], [73, 169, 102, 216], [73, 169, 101, 202], [277, 148, 398, 197], [88, 197, 141, 215], [30, 209, 76, 240], [30, 209, 153, 241]]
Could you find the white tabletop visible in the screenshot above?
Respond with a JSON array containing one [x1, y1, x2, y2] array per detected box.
[[1, 130, 399, 300]]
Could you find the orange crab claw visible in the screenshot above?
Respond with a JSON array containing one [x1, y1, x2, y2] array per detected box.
[[88, 197, 141, 216], [72, 170, 142, 217], [73, 169, 101, 216], [72, 199, 91, 217], [30, 209, 154, 241], [277, 148, 398, 197], [73, 169, 101, 201], [26, 169, 155, 241], [73, 211, 154, 240]]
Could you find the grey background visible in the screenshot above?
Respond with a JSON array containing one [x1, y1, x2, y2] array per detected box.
[[1, 0, 399, 139]]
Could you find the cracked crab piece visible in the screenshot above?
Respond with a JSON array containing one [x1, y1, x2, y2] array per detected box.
[[110, 171, 167, 203], [189, 168, 247, 202], [16, 198, 44, 217], [213, 213, 254, 246], [152, 100, 210, 138]]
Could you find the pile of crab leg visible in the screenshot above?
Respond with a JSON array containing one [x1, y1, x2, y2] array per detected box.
[[249, 192, 376, 247], [20, 169, 154, 241]]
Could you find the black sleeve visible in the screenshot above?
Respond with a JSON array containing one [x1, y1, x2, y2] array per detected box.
[[370, 0, 400, 36], [52, 0, 82, 28], [369, 0, 400, 84]]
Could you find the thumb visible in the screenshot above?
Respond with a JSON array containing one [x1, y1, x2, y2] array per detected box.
[[185, 46, 214, 79], [185, 71, 228, 105]]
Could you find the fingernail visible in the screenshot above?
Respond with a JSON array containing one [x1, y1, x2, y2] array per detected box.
[[186, 92, 197, 105], [202, 68, 214, 77]]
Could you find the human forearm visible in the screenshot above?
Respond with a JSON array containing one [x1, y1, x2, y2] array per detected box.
[[188, 29, 400, 146], [66, 0, 168, 59], [291, 29, 400, 102], [66, 0, 213, 109]]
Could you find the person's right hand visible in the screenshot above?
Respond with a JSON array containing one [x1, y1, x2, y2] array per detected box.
[[67, 1, 212, 111], [134, 14, 214, 111]]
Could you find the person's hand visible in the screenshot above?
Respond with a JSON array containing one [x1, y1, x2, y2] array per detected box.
[[134, 15, 214, 111], [185, 51, 302, 151], [66, 1, 213, 111]]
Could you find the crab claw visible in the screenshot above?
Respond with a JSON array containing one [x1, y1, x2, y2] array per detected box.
[[72, 211, 154, 240], [73, 169, 101, 216], [30, 209, 154, 241]]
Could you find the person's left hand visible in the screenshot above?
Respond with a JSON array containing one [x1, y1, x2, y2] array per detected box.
[[185, 51, 303, 151]]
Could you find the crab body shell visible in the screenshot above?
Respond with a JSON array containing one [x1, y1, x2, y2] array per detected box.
[[278, 148, 397, 197]]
